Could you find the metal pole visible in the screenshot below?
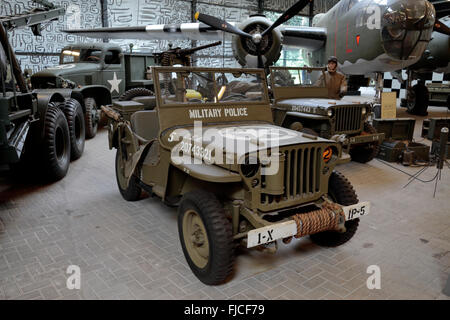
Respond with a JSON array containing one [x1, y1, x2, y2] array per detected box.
[[309, 0, 314, 26], [100, 0, 109, 42]]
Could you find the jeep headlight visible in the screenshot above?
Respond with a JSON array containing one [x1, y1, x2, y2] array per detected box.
[[240, 156, 260, 178], [327, 109, 334, 117], [61, 79, 69, 88], [361, 107, 367, 115]]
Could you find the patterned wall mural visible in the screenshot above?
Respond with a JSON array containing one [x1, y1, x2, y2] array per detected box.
[[1, 0, 102, 73], [4, 0, 341, 72]]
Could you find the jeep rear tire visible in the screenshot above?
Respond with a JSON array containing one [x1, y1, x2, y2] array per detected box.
[[115, 149, 142, 201], [42, 103, 71, 181], [310, 171, 359, 247], [349, 122, 380, 163], [62, 98, 85, 160], [84, 97, 98, 139], [178, 191, 234, 285]]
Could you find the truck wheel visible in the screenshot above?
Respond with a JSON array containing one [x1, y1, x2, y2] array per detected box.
[[84, 97, 98, 139], [115, 149, 142, 201], [178, 191, 234, 285], [62, 98, 85, 161], [119, 88, 154, 101], [310, 171, 359, 247], [349, 123, 380, 163], [42, 103, 71, 181]]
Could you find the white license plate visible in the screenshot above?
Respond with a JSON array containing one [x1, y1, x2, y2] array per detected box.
[[247, 221, 297, 248], [342, 201, 370, 221], [247, 201, 370, 248]]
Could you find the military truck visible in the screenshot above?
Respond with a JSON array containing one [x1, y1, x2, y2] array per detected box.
[[30, 41, 221, 136], [269, 67, 384, 164], [0, 1, 84, 181], [102, 66, 370, 285]]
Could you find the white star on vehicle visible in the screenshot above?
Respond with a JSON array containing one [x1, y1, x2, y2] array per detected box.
[[108, 72, 122, 93]]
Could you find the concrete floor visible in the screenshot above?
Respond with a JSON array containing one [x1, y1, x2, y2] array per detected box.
[[0, 105, 449, 300]]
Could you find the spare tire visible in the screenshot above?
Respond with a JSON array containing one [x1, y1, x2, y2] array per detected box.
[[119, 88, 154, 101]]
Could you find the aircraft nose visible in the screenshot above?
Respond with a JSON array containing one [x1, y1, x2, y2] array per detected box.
[[381, 0, 435, 60]]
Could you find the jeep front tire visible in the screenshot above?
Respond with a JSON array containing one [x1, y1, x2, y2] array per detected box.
[[310, 171, 359, 247], [178, 190, 234, 285]]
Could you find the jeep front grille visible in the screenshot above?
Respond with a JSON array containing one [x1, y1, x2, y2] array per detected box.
[[260, 145, 323, 210], [334, 106, 363, 133]]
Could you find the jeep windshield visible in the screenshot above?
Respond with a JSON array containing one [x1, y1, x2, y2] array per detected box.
[[155, 68, 269, 106], [153, 67, 274, 132], [270, 67, 326, 88], [60, 49, 103, 64]]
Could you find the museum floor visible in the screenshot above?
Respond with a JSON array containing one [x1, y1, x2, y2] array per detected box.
[[0, 105, 449, 300]]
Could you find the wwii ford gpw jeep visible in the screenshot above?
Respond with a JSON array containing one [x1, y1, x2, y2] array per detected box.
[[104, 67, 370, 285], [270, 67, 384, 164]]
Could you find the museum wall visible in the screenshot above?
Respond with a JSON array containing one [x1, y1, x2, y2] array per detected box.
[[2, 0, 340, 72]]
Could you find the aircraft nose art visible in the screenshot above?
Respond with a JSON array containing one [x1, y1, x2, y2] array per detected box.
[[381, 0, 435, 61]]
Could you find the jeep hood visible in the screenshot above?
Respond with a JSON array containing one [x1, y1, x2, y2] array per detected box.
[[167, 123, 336, 164], [31, 63, 100, 78], [277, 98, 368, 110]]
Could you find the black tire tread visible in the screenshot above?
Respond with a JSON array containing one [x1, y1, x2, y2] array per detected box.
[[62, 98, 85, 160], [310, 171, 359, 247], [119, 87, 154, 101], [349, 122, 380, 163], [84, 97, 97, 139], [115, 150, 142, 201], [42, 103, 71, 181], [178, 190, 234, 285]]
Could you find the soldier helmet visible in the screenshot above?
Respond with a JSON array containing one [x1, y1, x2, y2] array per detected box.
[[328, 56, 338, 64]]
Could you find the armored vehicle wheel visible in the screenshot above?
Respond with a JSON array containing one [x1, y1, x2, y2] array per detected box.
[[119, 88, 154, 101], [310, 171, 359, 247], [115, 149, 142, 201], [178, 191, 234, 285], [84, 97, 98, 139], [349, 123, 380, 163], [62, 99, 85, 161], [42, 103, 71, 181]]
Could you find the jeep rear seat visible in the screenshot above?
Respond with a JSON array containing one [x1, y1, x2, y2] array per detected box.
[[130, 110, 160, 141]]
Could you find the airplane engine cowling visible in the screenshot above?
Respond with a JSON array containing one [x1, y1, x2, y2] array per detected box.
[[232, 15, 283, 68]]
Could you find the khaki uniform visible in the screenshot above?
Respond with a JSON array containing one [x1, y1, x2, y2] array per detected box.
[[315, 71, 348, 99]]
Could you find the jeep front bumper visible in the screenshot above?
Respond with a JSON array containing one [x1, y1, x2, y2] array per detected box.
[[247, 201, 370, 248]]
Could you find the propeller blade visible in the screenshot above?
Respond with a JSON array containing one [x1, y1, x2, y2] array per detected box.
[[434, 20, 450, 36], [195, 12, 252, 39], [261, 0, 311, 37]]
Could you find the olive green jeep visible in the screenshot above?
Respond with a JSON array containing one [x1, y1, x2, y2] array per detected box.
[[103, 67, 370, 285], [270, 67, 385, 164]]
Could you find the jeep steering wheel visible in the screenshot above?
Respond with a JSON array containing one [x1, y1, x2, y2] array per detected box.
[[221, 93, 247, 102]]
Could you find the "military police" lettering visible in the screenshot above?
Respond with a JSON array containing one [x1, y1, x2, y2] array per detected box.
[[189, 108, 248, 119]]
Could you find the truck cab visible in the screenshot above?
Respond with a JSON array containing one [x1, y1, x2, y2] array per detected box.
[[31, 43, 157, 99]]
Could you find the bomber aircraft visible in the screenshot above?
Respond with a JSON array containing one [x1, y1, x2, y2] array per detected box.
[[65, 0, 448, 102]]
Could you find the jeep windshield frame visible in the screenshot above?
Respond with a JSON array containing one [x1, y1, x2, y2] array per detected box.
[[153, 67, 274, 133], [270, 66, 329, 101]]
